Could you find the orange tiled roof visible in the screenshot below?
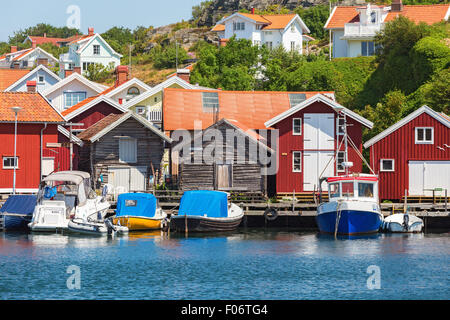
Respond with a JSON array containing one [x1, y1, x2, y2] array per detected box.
[[27, 36, 66, 46], [69, 34, 94, 45], [0, 92, 64, 123], [385, 5, 450, 24], [12, 48, 33, 61], [261, 14, 297, 30], [0, 69, 31, 91], [325, 4, 450, 29], [211, 24, 225, 32], [238, 13, 272, 24], [163, 88, 335, 131]]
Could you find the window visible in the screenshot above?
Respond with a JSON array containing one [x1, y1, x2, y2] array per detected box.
[[290, 41, 296, 52], [136, 106, 146, 115], [358, 182, 374, 198], [289, 93, 306, 107], [119, 138, 137, 163], [38, 75, 45, 83], [22, 61, 28, 68], [265, 41, 273, 50], [370, 11, 377, 24], [293, 151, 302, 172], [3, 157, 18, 169], [154, 96, 158, 103], [202, 92, 219, 112], [380, 159, 395, 172], [240, 22, 245, 30], [337, 117, 345, 135], [341, 182, 354, 197], [415, 127, 433, 144], [83, 62, 94, 71], [126, 87, 140, 101], [93, 45, 100, 55], [292, 118, 302, 135], [254, 40, 261, 47], [336, 151, 345, 172], [329, 183, 340, 198], [233, 22, 245, 31], [361, 41, 375, 56], [64, 92, 86, 108]]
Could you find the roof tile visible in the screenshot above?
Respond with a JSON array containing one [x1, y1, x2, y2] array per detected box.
[[0, 69, 31, 91]]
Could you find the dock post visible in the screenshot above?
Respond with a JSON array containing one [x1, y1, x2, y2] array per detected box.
[[404, 189, 407, 213]]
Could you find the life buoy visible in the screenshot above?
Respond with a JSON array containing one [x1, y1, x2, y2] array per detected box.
[[264, 207, 278, 221]]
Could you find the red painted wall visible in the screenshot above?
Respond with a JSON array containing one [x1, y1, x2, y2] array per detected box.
[[70, 101, 123, 130], [369, 113, 450, 200], [0, 123, 59, 191], [274, 101, 364, 193], [42, 131, 80, 173]]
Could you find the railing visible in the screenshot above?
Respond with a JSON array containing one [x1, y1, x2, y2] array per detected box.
[[148, 109, 162, 122], [343, 23, 382, 38]]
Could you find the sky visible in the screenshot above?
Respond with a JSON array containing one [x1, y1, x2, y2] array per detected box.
[[0, 0, 204, 42]]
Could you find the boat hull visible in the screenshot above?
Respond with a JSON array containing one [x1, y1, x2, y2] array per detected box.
[[316, 210, 383, 235], [3, 215, 31, 230], [381, 214, 423, 233], [171, 215, 243, 232], [113, 216, 163, 231], [68, 219, 108, 236]]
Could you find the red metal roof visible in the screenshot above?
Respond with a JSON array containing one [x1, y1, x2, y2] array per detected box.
[[163, 88, 335, 131], [0, 92, 65, 123], [325, 4, 450, 29]]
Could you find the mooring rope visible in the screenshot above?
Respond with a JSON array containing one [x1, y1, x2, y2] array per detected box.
[[334, 202, 342, 238]]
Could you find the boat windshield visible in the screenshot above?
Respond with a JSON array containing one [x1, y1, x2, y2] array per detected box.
[[329, 183, 340, 199], [342, 182, 354, 198], [358, 182, 374, 198]]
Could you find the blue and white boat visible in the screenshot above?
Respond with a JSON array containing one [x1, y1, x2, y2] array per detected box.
[[316, 174, 383, 235], [0, 195, 37, 230]]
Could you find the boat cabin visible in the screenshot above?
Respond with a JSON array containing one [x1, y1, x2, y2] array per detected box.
[[325, 175, 379, 202]]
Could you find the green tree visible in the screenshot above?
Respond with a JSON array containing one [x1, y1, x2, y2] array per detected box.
[[83, 62, 115, 82], [151, 43, 189, 69], [294, 5, 330, 40]]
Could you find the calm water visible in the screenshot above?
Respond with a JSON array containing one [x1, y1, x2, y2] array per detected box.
[[0, 230, 449, 300]]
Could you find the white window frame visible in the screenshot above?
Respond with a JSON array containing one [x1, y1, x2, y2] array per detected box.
[[290, 41, 296, 52], [3, 156, 18, 169], [292, 118, 302, 135], [119, 138, 137, 163], [135, 106, 146, 115], [337, 117, 345, 136], [93, 45, 100, 55], [336, 151, 346, 173], [380, 159, 395, 172], [293, 151, 302, 172], [38, 75, 45, 84], [415, 127, 434, 144]]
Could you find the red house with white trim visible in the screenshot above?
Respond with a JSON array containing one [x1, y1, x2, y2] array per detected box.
[[364, 106, 450, 200], [265, 94, 373, 194], [0, 92, 65, 193]]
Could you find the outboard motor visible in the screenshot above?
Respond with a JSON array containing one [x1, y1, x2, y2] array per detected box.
[[105, 218, 116, 235]]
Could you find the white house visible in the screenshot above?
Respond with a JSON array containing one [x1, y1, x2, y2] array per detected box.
[[211, 10, 311, 54], [0, 45, 58, 69], [325, 1, 450, 58], [4, 64, 61, 93], [42, 72, 109, 111], [59, 28, 122, 78]]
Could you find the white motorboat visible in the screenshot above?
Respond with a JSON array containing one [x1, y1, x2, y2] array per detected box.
[[382, 213, 424, 233], [28, 171, 110, 232], [68, 218, 129, 236]]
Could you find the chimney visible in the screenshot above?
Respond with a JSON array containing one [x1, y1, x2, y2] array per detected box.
[[65, 70, 74, 77], [73, 66, 81, 75], [88, 27, 95, 36], [251, 7, 255, 14], [176, 69, 190, 83], [391, 0, 403, 12], [115, 65, 129, 86], [27, 81, 37, 93], [10, 46, 17, 53], [32, 40, 37, 49], [219, 39, 229, 47]]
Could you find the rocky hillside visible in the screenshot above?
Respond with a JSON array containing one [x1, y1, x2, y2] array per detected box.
[[196, 0, 367, 27]]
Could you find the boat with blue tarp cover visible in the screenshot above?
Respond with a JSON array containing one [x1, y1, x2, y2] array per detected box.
[[113, 193, 167, 231], [171, 190, 244, 232], [0, 195, 37, 230]]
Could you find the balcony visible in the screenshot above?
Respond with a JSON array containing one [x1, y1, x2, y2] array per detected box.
[[342, 23, 382, 39], [148, 109, 162, 122]]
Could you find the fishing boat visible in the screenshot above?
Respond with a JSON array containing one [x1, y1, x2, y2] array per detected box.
[[171, 190, 244, 232], [0, 195, 36, 230], [316, 112, 383, 236], [28, 171, 110, 232], [382, 212, 423, 233], [113, 193, 167, 231]]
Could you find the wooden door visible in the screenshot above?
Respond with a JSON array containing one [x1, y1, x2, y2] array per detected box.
[[216, 164, 232, 190]]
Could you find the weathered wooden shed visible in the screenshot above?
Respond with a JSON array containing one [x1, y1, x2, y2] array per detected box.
[[77, 112, 172, 193], [174, 118, 273, 192]]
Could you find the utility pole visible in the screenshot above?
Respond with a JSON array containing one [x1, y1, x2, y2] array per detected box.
[[65, 122, 84, 171], [175, 40, 179, 70], [128, 43, 135, 77]]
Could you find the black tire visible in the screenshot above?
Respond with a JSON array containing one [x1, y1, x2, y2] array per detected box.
[[264, 207, 278, 221]]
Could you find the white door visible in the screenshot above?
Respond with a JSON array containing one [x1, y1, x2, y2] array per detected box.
[[108, 166, 147, 194], [409, 161, 450, 196], [303, 151, 335, 191], [303, 113, 335, 150], [42, 158, 54, 176]]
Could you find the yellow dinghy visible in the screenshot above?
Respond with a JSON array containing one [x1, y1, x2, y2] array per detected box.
[[113, 193, 167, 231]]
